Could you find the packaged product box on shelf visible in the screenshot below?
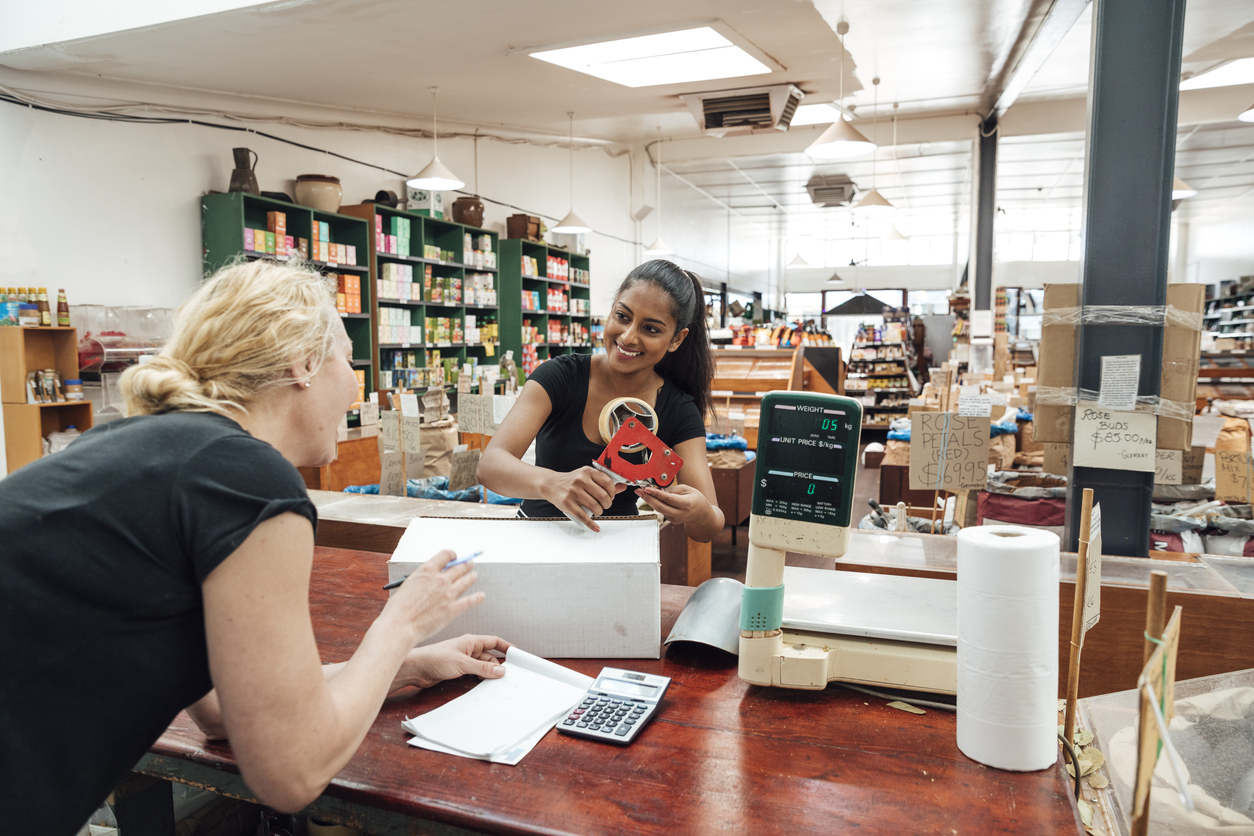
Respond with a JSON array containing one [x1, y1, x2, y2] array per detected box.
[[407, 187, 444, 219], [243, 228, 255, 251]]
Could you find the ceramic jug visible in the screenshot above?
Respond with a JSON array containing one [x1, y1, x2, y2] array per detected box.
[[229, 148, 260, 194]]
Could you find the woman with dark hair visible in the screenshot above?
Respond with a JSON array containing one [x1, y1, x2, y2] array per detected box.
[[479, 259, 724, 541]]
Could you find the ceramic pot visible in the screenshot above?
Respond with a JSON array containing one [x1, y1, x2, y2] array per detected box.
[[228, 147, 259, 194], [451, 196, 485, 227], [294, 175, 343, 213]]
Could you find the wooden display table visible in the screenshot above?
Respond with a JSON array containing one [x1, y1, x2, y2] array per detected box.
[[136, 546, 1082, 835]]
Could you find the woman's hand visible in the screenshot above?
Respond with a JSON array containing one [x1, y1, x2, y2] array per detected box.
[[387, 551, 485, 646], [390, 635, 511, 692], [636, 483, 716, 529], [540, 466, 626, 532]]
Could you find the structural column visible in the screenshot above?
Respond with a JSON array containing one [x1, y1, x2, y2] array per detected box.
[[1065, 0, 1187, 555]]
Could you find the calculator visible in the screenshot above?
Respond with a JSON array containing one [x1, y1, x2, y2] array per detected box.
[[558, 667, 670, 745]]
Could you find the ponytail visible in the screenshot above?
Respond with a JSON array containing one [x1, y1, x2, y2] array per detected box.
[[616, 260, 714, 420]]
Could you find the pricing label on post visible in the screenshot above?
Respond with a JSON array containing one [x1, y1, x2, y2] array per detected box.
[[1072, 403, 1156, 472]]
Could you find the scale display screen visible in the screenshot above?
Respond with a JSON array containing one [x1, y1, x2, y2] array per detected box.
[[751, 393, 861, 527]]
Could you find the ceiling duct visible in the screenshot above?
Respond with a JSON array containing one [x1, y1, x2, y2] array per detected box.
[[806, 174, 857, 207], [680, 84, 804, 137]]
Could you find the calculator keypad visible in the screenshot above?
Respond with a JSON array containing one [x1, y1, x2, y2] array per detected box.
[[560, 695, 652, 744]]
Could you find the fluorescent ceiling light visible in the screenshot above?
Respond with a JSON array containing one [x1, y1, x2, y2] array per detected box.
[[1181, 58, 1254, 91], [531, 27, 771, 88], [790, 103, 843, 127]]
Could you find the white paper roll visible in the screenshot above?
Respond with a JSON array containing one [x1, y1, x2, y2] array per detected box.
[[957, 525, 1060, 771]]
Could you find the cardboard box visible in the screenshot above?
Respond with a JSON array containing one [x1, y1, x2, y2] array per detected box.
[[1159, 284, 1204, 451], [407, 187, 444, 219], [1043, 442, 1071, 475], [388, 516, 661, 658], [1035, 283, 1079, 443]]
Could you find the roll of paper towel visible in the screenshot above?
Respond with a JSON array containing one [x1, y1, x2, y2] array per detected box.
[[957, 525, 1059, 771]]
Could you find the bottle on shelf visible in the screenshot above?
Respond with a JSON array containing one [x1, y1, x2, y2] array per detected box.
[[17, 288, 28, 304], [37, 288, 51, 327], [57, 289, 70, 327]]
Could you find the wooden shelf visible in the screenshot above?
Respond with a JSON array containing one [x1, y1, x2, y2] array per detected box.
[[0, 327, 92, 473]]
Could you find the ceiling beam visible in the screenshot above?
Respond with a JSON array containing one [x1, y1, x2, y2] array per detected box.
[[984, 0, 1092, 127]]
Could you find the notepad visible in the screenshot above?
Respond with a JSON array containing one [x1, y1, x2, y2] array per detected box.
[[401, 647, 593, 765]]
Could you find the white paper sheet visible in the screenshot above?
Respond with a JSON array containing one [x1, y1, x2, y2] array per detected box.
[[401, 648, 592, 765]]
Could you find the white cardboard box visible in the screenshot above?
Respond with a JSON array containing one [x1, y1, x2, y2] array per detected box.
[[389, 516, 661, 658]]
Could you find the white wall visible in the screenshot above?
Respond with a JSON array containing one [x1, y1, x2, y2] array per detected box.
[[1184, 211, 1254, 287], [0, 101, 636, 314]]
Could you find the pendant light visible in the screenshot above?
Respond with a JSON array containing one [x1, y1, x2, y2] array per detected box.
[[645, 127, 674, 255], [806, 21, 876, 161], [1172, 176, 1197, 200], [883, 104, 909, 239], [1239, 101, 1254, 122], [553, 111, 591, 234], [789, 254, 809, 266], [854, 78, 893, 213], [407, 87, 465, 192]]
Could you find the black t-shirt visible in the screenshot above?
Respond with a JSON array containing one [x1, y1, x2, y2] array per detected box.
[[521, 353, 706, 518], [0, 411, 316, 836]]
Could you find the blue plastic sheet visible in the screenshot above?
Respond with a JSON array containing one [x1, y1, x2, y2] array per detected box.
[[344, 476, 522, 505], [706, 433, 749, 451]]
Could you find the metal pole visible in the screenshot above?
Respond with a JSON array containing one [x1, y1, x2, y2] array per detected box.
[[974, 123, 998, 313], [1065, 0, 1187, 556]]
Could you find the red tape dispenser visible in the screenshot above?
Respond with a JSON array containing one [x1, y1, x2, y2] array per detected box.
[[593, 418, 683, 488]]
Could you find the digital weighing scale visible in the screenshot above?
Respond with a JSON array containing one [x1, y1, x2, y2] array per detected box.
[[736, 392, 959, 694]]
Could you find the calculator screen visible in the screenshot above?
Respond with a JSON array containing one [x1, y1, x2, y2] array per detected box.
[[599, 678, 658, 698]]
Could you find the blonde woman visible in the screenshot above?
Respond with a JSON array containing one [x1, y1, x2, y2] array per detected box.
[[0, 260, 507, 836]]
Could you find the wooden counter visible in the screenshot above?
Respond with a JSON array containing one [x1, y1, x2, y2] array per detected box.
[[137, 546, 1081, 835]]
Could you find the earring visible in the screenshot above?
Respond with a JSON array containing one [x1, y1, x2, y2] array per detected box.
[[303, 381, 312, 388]]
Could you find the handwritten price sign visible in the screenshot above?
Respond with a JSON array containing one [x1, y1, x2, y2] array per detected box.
[[908, 412, 990, 491], [1215, 451, 1254, 503], [1072, 403, 1156, 472]]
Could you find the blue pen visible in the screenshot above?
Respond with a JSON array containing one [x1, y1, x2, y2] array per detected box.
[[383, 551, 483, 589]]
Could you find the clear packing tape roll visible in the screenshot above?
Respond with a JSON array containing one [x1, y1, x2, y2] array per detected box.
[[957, 525, 1059, 772]]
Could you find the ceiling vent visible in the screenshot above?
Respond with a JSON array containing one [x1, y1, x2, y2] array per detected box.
[[680, 84, 804, 137], [806, 174, 857, 207]]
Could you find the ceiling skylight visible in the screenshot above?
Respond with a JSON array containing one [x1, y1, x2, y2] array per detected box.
[[1180, 58, 1254, 91], [790, 103, 845, 127], [530, 27, 772, 88]]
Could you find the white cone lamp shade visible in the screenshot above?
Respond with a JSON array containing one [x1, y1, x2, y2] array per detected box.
[[855, 188, 894, 212], [806, 119, 877, 160], [553, 210, 592, 234], [789, 254, 809, 266], [1240, 102, 1254, 122], [1172, 176, 1197, 200], [886, 225, 909, 240], [645, 237, 674, 256], [406, 157, 465, 191]]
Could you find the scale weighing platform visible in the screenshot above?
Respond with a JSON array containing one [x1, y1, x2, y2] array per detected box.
[[667, 390, 960, 695]]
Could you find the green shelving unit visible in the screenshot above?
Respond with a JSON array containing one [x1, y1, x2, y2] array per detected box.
[[200, 192, 374, 395], [498, 239, 593, 377], [339, 204, 500, 393]]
